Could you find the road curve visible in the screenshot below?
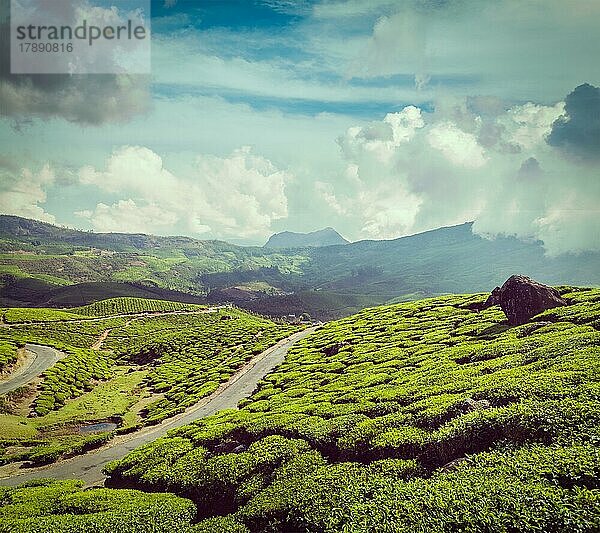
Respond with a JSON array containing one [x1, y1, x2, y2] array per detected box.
[[0, 344, 63, 395], [0, 327, 316, 487]]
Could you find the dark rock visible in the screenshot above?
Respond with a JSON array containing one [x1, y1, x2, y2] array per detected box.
[[482, 275, 567, 326], [322, 341, 350, 356], [440, 457, 468, 472]]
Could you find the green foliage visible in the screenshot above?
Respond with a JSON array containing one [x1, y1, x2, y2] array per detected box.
[[0, 339, 19, 370], [105, 309, 299, 423], [0, 479, 197, 533], [20, 433, 114, 466], [0, 317, 129, 350], [108, 288, 600, 532], [190, 516, 250, 533], [3, 308, 88, 323], [33, 349, 115, 416], [0, 300, 296, 467], [71, 297, 206, 316], [3, 216, 600, 322]]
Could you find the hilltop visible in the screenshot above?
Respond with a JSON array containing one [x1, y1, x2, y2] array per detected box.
[[264, 227, 349, 248], [1, 215, 599, 319]]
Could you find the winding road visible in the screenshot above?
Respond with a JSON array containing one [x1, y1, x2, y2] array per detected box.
[[0, 344, 63, 395], [0, 327, 316, 487]]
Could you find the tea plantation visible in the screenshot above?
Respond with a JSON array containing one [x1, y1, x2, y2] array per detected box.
[[105, 311, 300, 424], [104, 287, 600, 532], [72, 297, 206, 316], [0, 299, 299, 467], [0, 479, 198, 533]]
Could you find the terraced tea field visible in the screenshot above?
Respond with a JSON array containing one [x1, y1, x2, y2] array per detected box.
[[0, 299, 300, 468], [1, 288, 598, 532], [103, 286, 600, 532]]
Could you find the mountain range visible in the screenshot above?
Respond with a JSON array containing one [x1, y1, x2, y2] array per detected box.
[[264, 227, 349, 248], [0, 214, 598, 319]]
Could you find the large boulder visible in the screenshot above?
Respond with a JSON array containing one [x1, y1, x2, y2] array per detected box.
[[483, 275, 567, 326]]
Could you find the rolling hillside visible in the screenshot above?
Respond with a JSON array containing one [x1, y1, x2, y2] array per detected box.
[[1, 215, 599, 318], [103, 286, 600, 532], [3, 287, 596, 531], [264, 227, 349, 248], [0, 300, 299, 466]]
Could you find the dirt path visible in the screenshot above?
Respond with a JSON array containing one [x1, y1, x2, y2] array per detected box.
[[0, 344, 64, 395], [91, 329, 111, 350], [0, 327, 316, 487]]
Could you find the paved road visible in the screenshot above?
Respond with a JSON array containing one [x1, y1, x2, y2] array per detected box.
[[0, 344, 63, 395], [0, 327, 316, 487]]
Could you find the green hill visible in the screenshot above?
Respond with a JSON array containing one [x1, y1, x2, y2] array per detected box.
[[71, 297, 205, 316], [103, 287, 600, 532], [264, 227, 349, 248], [1, 215, 599, 319], [0, 304, 298, 464]]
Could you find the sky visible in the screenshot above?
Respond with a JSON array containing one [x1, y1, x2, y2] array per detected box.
[[0, 0, 599, 252]]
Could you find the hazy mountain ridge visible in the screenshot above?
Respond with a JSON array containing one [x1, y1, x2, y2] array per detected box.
[[264, 227, 349, 248], [1, 215, 599, 318]]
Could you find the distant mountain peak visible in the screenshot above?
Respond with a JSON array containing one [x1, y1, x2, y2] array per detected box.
[[264, 227, 349, 248]]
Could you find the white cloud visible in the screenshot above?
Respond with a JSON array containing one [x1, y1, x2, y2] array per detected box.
[[332, 98, 600, 254], [0, 162, 56, 223], [315, 180, 345, 215], [338, 106, 424, 163], [76, 200, 178, 234], [79, 146, 180, 198], [427, 122, 487, 168], [76, 145, 290, 239], [497, 102, 565, 151], [193, 146, 290, 238], [535, 200, 600, 257]]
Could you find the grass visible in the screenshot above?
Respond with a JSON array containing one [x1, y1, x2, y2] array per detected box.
[[0, 479, 197, 533], [0, 414, 37, 439], [41, 369, 147, 426], [0, 370, 148, 464]]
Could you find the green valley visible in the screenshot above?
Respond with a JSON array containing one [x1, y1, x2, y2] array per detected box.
[[2, 215, 600, 320], [0, 299, 299, 468]]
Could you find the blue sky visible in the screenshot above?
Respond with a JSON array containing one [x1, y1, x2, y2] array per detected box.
[[0, 0, 599, 252]]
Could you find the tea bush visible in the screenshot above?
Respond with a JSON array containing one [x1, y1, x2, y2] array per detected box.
[[0, 340, 19, 370], [0, 302, 298, 466], [33, 349, 115, 415], [107, 288, 600, 532], [105, 310, 300, 423], [72, 297, 206, 316], [0, 479, 197, 533]]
